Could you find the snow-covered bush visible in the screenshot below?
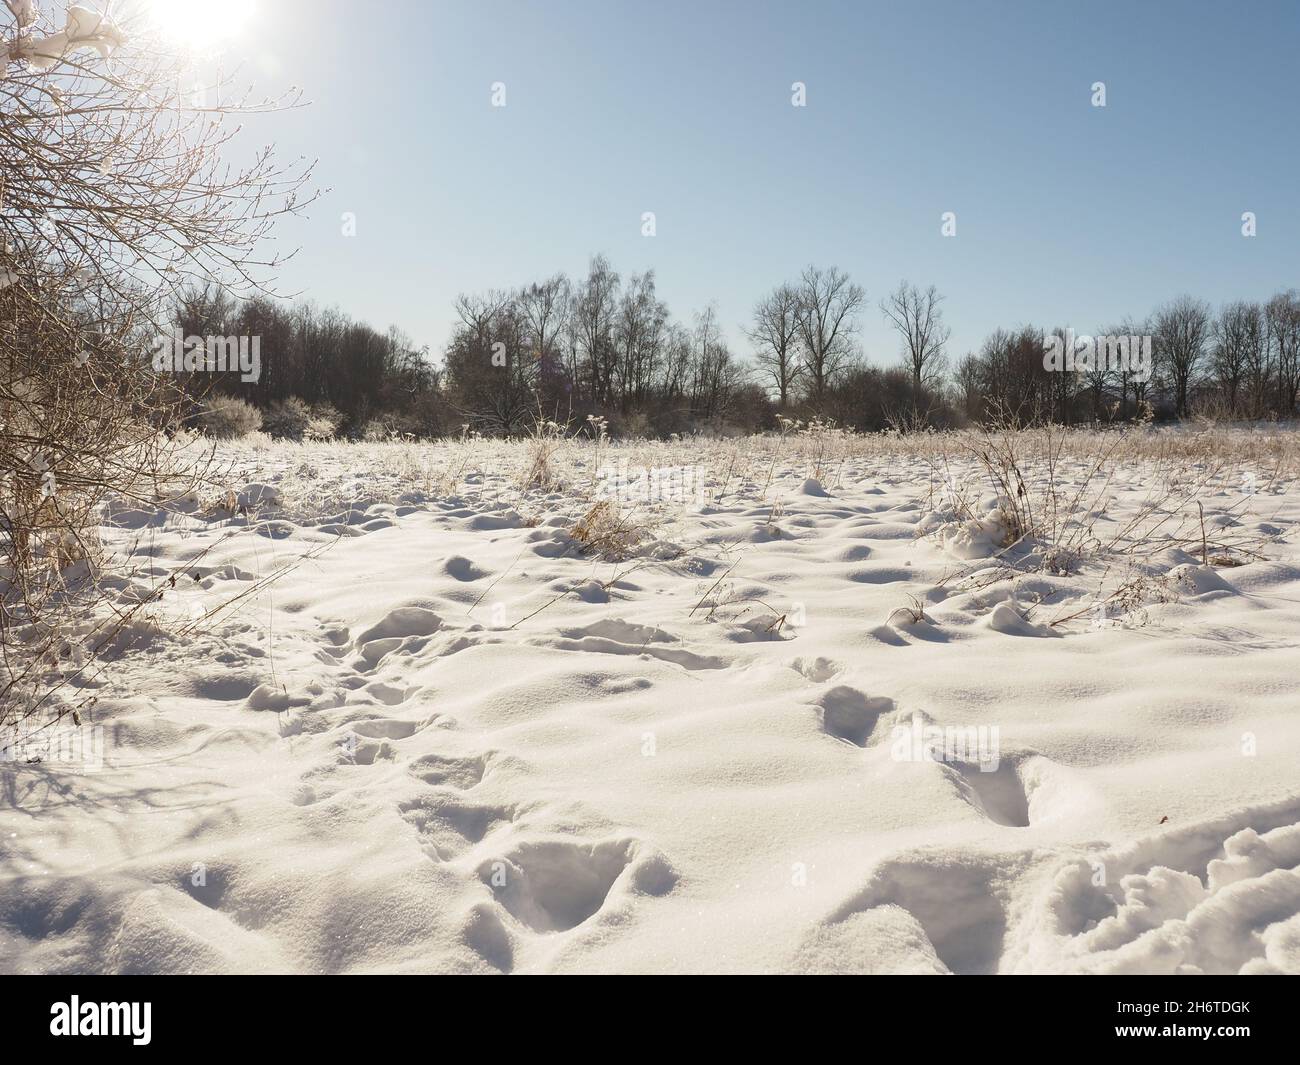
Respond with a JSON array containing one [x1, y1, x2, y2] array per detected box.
[[199, 396, 263, 439], [262, 397, 312, 440], [360, 419, 397, 442], [305, 403, 342, 441], [359, 414, 420, 441]]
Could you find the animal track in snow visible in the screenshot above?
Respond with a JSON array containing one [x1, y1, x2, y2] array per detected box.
[[809, 851, 1021, 974], [942, 759, 1031, 827], [351, 607, 444, 667], [460, 901, 515, 973], [790, 656, 842, 683], [815, 686, 894, 747], [363, 681, 412, 706], [348, 716, 432, 740], [443, 555, 488, 581], [478, 837, 677, 934], [408, 751, 493, 790], [940, 752, 1095, 829], [537, 618, 727, 671], [344, 737, 397, 766], [400, 794, 518, 861]]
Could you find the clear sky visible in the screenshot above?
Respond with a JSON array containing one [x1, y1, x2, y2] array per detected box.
[[220, 0, 1298, 366]]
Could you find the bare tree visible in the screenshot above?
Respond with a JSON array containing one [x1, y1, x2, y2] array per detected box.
[[518, 272, 570, 403], [614, 270, 667, 409], [745, 282, 802, 410], [1083, 326, 1119, 422], [1265, 291, 1300, 417], [973, 326, 1050, 425], [519, 273, 569, 365], [879, 281, 950, 402], [1106, 317, 1147, 420], [659, 322, 692, 402], [1, 2, 313, 728], [1242, 305, 1273, 418], [1212, 301, 1261, 416], [451, 290, 514, 354], [446, 290, 536, 432], [953, 351, 984, 422], [1153, 296, 1211, 418], [688, 305, 739, 420], [1044, 326, 1080, 423], [795, 265, 864, 407], [572, 254, 620, 405]]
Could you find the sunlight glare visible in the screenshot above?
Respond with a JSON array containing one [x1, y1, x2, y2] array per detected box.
[[151, 0, 256, 46]]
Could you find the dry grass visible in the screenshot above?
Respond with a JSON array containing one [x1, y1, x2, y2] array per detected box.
[[19, 420, 1284, 710], [517, 418, 571, 492], [570, 500, 649, 560], [191, 420, 1300, 520]]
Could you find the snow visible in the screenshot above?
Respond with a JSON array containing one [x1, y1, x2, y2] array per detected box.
[[1, 430, 1298, 974], [5, 0, 36, 30], [9, 5, 127, 72], [1011, 797, 1300, 974]]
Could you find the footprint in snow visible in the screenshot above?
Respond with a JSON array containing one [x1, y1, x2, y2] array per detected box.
[[815, 686, 894, 747], [790, 656, 843, 683], [400, 793, 518, 861], [408, 751, 494, 790], [478, 837, 677, 934]]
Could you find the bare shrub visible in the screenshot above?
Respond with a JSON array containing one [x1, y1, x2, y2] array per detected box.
[[519, 418, 569, 491], [305, 403, 342, 441], [261, 397, 312, 440], [0, 3, 313, 733], [199, 395, 263, 438], [361, 415, 417, 442], [570, 500, 646, 559], [941, 412, 1282, 629]]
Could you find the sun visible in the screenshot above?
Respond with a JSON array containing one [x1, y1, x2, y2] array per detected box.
[[150, 0, 256, 46]]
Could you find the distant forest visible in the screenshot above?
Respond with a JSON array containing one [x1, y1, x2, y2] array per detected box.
[[175, 257, 1300, 439]]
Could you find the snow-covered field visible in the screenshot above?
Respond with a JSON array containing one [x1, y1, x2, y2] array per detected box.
[[3, 426, 1299, 974]]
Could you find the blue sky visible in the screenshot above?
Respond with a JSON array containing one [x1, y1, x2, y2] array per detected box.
[[229, 0, 1298, 364]]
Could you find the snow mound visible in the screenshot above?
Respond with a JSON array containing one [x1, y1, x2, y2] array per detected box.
[[985, 600, 1058, 637], [354, 607, 444, 645], [924, 505, 1017, 560], [238, 483, 282, 509], [1169, 563, 1237, 597], [1013, 797, 1300, 974]]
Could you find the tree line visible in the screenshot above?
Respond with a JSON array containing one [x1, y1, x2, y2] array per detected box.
[[171, 285, 441, 437], [182, 259, 1300, 438], [956, 293, 1300, 426]]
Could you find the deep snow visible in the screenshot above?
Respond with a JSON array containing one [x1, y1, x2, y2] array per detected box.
[[2, 430, 1298, 974]]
